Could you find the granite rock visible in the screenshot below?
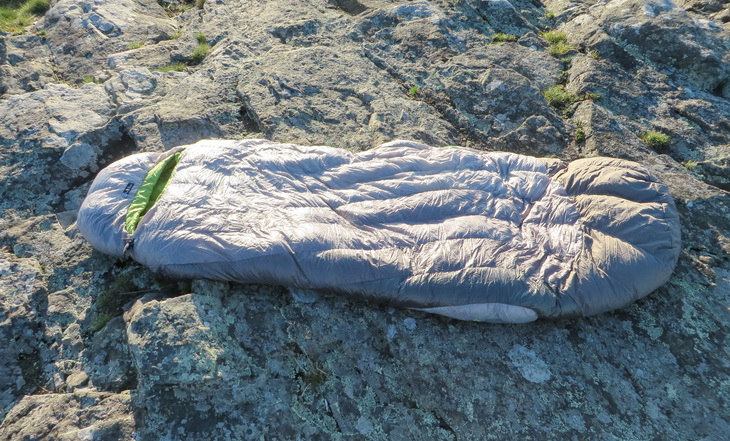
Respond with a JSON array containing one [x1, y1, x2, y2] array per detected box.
[[0, 0, 728, 439], [42, 0, 177, 83]]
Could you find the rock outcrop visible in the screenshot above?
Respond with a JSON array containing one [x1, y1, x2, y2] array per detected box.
[[1, 0, 728, 439]]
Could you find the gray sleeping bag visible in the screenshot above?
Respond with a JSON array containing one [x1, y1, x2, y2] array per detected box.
[[77, 139, 681, 323]]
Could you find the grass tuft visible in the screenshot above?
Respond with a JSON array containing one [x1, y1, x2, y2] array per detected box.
[[21, 0, 51, 15], [156, 62, 187, 72], [540, 31, 577, 58], [156, 0, 193, 15], [0, 0, 50, 33], [548, 41, 576, 57], [190, 33, 211, 64], [642, 131, 670, 149], [491, 33, 518, 44], [540, 30, 567, 44], [543, 85, 576, 110], [542, 85, 600, 114], [24, 0, 49, 15]]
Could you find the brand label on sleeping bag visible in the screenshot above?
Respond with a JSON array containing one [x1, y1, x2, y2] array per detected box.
[[122, 182, 134, 198]]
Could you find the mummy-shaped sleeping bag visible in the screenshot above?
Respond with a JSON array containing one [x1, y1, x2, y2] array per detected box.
[[77, 139, 681, 323]]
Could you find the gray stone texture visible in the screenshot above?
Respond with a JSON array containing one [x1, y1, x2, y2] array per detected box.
[[1, 0, 728, 439]]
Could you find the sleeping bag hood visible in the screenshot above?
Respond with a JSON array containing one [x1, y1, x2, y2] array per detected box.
[[77, 139, 681, 323]]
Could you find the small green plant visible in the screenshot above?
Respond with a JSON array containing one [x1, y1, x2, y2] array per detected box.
[[540, 30, 567, 44], [195, 0, 206, 9], [0, 0, 50, 33], [548, 40, 576, 57], [491, 33, 517, 44], [35, 29, 45, 36], [170, 30, 182, 40], [156, 33, 212, 71], [24, 0, 49, 15], [558, 70, 570, 84], [156, 62, 187, 72], [642, 131, 670, 149], [545, 11, 555, 20], [157, 33, 212, 70], [156, 0, 192, 15], [574, 120, 586, 143], [172, 4, 192, 13], [189, 32, 210, 64], [82, 76, 104, 84], [542, 85, 600, 114], [540, 31, 576, 57], [682, 160, 698, 170], [408, 85, 420, 97], [542, 85, 576, 110], [589, 50, 600, 59], [128, 40, 145, 50]]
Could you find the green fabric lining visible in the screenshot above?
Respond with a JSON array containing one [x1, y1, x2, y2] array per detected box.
[[125, 151, 183, 234]]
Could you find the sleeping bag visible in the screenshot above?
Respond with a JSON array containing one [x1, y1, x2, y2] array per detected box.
[[77, 139, 681, 323]]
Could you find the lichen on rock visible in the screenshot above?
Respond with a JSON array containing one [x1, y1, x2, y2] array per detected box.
[[1, 0, 729, 439]]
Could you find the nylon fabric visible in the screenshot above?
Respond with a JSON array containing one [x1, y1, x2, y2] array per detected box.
[[77, 139, 682, 322], [125, 151, 183, 233]]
